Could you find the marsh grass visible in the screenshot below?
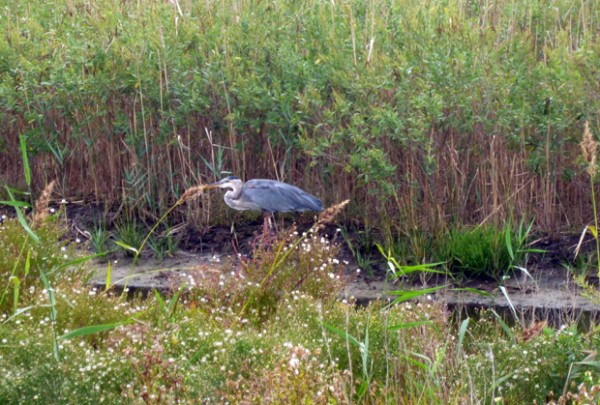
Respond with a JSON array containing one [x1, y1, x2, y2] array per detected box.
[[436, 225, 512, 280], [89, 221, 112, 258], [435, 220, 540, 281], [0, 217, 74, 314], [114, 220, 146, 258], [2, 0, 600, 235], [1, 218, 600, 403]]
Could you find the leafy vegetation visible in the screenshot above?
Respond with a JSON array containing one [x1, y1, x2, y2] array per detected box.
[[89, 222, 112, 260], [4, 1, 600, 403], [1, 235, 599, 402], [431, 219, 540, 280], [1, 0, 600, 236], [0, 186, 599, 403]]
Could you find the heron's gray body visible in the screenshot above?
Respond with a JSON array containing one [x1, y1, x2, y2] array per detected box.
[[209, 177, 323, 213]]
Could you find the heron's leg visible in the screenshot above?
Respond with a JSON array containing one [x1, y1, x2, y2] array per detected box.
[[261, 211, 274, 236]]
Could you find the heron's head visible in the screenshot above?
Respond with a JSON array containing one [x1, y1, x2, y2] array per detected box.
[[205, 176, 242, 191]]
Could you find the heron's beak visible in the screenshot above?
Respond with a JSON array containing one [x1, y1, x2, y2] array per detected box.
[[204, 179, 224, 190]]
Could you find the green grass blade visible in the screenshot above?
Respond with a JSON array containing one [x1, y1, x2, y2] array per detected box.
[[168, 287, 184, 317], [499, 286, 519, 322], [4, 187, 39, 244], [154, 289, 168, 317], [322, 322, 362, 348], [48, 252, 108, 274], [60, 321, 132, 340], [387, 320, 432, 331], [491, 309, 514, 342], [386, 285, 447, 306], [0, 200, 31, 208], [489, 372, 514, 394], [457, 317, 470, 355], [24, 249, 31, 277], [19, 133, 31, 187], [200, 156, 220, 178], [10, 276, 20, 314], [505, 224, 514, 261], [573, 360, 600, 369], [451, 287, 492, 297], [115, 240, 139, 255], [1, 305, 39, 324], [402, 355, 428, 370], [39, 270, 60, 361], [106, 262, 112, 289]]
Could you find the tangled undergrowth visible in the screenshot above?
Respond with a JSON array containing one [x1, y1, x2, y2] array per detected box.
[[1, 216, 600, 404], [0, 189, 599, 404]]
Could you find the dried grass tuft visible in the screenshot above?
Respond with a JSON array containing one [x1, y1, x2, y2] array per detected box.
[[178, 185, 207, 204], [581, 121, 598, 176], [315, 199, 350, 229], [518, 320, 546, 343], [32, 181, 56, 227]]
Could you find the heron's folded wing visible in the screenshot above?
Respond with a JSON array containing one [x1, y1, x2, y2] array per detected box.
[[244, 180, 322, 212]]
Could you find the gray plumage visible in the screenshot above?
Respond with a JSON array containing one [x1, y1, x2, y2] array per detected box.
[[206, 176, 323, 213]]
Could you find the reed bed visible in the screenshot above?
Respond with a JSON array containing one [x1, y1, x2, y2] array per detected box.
[[1, 0, 599, 236]]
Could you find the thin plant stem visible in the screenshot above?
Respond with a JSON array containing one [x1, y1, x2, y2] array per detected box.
[[591, 176, 600, 278], [119, 200, 184, 296]]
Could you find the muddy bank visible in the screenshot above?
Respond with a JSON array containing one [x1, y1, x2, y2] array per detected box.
[[87, 247, 600, 327]]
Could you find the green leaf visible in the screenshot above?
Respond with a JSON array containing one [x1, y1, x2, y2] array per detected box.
[[3, 186, 39, 244], [491, 309, 514, 342], [388, 320, 432, 331], [402, 355, 428, 370], [574, 360, 600, 369], [322, 322, 361, 348], [19, 133, 31, 187], [24, 249, 31, 277], [2, 305, 39, 324], [115, 241, 139, 254], [451, 287, 492, 297], [457, 318, 470, 354], [356, 379, 369, 398], [60, 321, 132, 340], [10, 276, 20, 314], [499, 286, 518, 322], [505, 224, 514, 261], [106, 262, 112, 289], [386, 285, 447, 306], [0, 200, 31, 208], [48, 252, 108, 274], [200, 156, 220, 178], [154, 289, 167, 314]]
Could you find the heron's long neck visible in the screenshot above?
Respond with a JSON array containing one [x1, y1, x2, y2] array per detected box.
[[224, 183, 243, 204]]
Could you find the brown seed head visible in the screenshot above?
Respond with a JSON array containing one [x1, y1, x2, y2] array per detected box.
[[315, 199, 350, 230], [178, 185, 207, 204], [32, 181, 56, 227], [581, 121, 598, 176]]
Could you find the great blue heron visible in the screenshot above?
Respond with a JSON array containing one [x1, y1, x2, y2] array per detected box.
[[205, 176, 324, 214]]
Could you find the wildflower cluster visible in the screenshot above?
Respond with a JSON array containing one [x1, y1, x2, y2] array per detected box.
[[464, 317, 594, 403], [182, 226, 345, 323]]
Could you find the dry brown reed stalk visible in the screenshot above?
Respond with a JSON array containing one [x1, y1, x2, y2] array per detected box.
[[177, 184, 207, 204], [315, 199, 350, 230], [32, 180, 56, 227], [581, 121, 598, 176]]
